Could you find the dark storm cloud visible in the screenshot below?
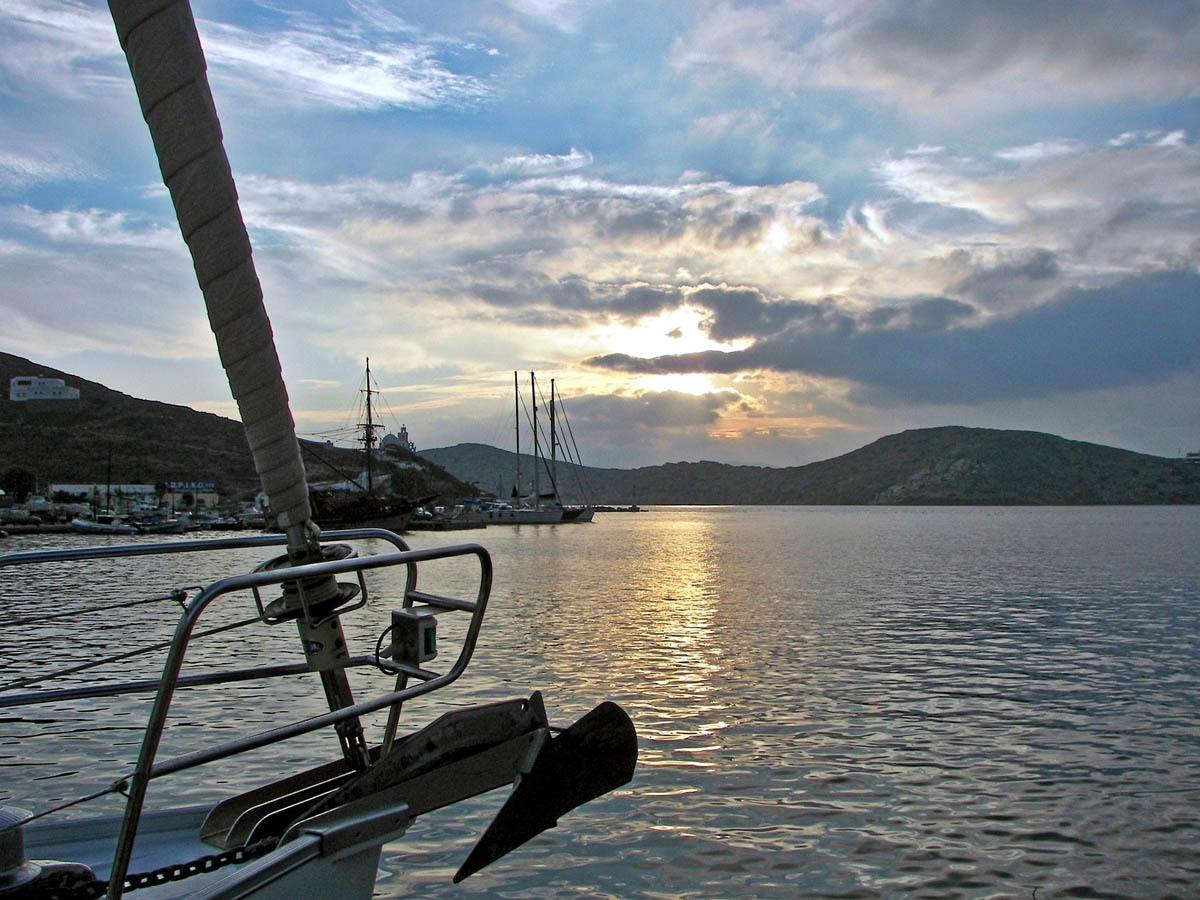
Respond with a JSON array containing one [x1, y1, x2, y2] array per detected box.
[[833, 0, 1200, 106], [688, 286, 972, 341], [590, 269, 1200, 405], [688, 286, 838, 341], [907, 297, 977, 331], [571, 389, 742, 429], [469, 273, 682, 321], [952, 249, 1060, 306]]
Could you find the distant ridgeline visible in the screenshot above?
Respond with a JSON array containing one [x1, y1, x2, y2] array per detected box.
[[2, 353, 1194, 505], [420, 428, 1200, 506]]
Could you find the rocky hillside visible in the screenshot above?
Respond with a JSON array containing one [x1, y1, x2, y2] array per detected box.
[[0, 352, 471, 501], [422, 427, 1200, 505]]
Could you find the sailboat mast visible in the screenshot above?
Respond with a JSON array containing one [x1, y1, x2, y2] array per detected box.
[[362, 357, 376, 498], [550, 378, 557, 502], [513, 370, 520, 498], [531, 372, 540, 507]]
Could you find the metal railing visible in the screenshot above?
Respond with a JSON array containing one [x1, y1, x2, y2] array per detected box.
[[0, 528, 492, 898]]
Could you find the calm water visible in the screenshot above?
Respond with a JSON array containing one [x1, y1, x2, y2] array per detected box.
[[2, 506, 1199, 899]]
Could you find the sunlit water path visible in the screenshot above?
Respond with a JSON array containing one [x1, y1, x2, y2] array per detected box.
[[3, 506, 1198, 898]]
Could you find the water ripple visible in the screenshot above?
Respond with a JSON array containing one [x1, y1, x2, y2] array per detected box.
[[3, 507, 1199, 898]]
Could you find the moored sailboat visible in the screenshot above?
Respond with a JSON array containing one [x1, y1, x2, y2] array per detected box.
[[452, 372, 595, 525]]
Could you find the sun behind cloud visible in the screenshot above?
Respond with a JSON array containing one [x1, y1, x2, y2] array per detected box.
[[640, 372, 718, 396]]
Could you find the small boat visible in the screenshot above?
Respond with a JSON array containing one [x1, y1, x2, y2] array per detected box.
[[70, 512, 138, 535], [135, 517, 187, 535], [129, 511, 189, 534], [0, 4, 636, 898]]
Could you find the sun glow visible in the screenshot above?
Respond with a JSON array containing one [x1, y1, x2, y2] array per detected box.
[[599, 306, 732, 359], [640, 373, 719, 396]]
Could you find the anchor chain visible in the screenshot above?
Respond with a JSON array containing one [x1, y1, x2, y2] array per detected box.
[[8, 836, 280, 900]]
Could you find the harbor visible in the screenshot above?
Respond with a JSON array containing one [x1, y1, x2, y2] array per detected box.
[[5, 505, 1199, 898]]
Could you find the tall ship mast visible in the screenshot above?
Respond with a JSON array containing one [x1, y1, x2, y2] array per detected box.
[[358, 357, 379, 498]]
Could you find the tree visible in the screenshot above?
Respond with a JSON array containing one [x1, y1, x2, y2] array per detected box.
[[1, 467, 37, 503]]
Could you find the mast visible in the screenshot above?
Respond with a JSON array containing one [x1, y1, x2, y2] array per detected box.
[[110, 1, 313, 546], [531, 372, 539, 508], [109, 9, 370, 887], [513, 371, 520, 499], [361, 357, 377, 498], [550, 378, 558, 504]]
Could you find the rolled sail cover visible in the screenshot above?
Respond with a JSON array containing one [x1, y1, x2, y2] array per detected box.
[[108, 0, 311, 530]]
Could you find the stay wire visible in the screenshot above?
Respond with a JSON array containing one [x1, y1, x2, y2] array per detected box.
[[557, 396, 594, 500], [0, 614, 260, 694], [0, 589, 188, 629], [0, 781, 129, 835]]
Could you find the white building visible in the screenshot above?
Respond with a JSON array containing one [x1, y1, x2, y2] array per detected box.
[[382, 424, 417, 453], [9, 376, 80, 401]]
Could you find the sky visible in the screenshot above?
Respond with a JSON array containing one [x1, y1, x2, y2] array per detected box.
[[1, 0, 1198, 469]]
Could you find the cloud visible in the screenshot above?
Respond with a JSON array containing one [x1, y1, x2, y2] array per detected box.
[[994, 141, 1086, 163], [219, 164, 827, 330], [4, 205, 178, 250], [834, 0, 1200, 110], [481, 147, 594, 178], [589, 270, 1200, 405], [684, 285, 828, 341], [950, 249, 1060, 309], [876, 137, 1200, 273], [0, 153, 94, 189], [0, 1, 494, 114], [503, 0, 591, 34], [469, 274, 684, 322], [199, 18, 493, 111], [570, 389, 744, 429], [0, 2, 121, 87], [671, 1, 1200, 118]]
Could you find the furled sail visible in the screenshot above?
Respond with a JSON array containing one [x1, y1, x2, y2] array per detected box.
[[108, 0, 313, 547]]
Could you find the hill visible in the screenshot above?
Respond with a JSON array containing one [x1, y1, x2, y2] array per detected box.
[[4, 353, 1195, 506], [421, 427, 1200, 505], [0, 352, 472, 502]]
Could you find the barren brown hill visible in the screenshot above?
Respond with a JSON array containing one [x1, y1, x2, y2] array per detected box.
[[0, 352, 469, 501]]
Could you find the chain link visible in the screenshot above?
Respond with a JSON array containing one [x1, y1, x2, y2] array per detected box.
[[10, 836, 281, 900]]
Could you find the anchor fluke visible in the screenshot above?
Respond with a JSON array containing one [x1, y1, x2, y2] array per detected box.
[[454, 701, 637, 883]]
